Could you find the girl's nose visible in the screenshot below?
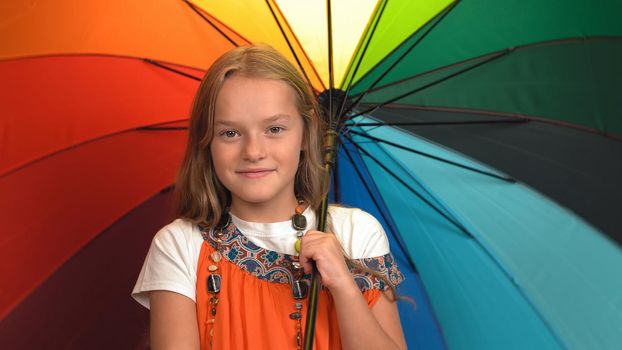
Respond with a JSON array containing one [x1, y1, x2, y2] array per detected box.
[[242, 135, 266, 161]]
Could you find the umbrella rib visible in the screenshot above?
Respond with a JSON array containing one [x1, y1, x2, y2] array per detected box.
[[182, 0, 239, 47], [264, 0, 318, 95], [348, 130, 516, 182], [346, 118, 528, 127], [343, 134, 474, 238], [0, 119, 188, 179], [140, 125, 188, 131], [357, 103, 622, 142], [342, 0, 460, 117], [350, 50, 496, 99], [143, 59, 202, 81], [327, 0, 335, 124], [336, 0, 388, 121], [350, 36, 622, 99], [341, 141, 418, 273], [350, 48, 509, 118]]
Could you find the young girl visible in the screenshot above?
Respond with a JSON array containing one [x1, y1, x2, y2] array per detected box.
[[132, 44, 407, 350]]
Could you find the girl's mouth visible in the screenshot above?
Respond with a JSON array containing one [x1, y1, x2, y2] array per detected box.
[[236, 169, 275, 178]]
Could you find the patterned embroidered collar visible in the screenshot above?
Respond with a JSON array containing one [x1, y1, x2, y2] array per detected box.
[[200, 221, 404, 291]]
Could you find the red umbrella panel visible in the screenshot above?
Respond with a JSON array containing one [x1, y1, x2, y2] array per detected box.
[[0, 55, 199, 321]]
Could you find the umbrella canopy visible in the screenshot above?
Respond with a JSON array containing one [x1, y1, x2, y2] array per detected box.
[[1, 0, 621, 349]]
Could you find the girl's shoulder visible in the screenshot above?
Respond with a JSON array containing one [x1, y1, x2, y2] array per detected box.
[[149, 218, 206, 260], [154, 218, 204, 244], [327, 205, 378, 222], [131, 218, 205, 308], [327, 206, 390, 259]]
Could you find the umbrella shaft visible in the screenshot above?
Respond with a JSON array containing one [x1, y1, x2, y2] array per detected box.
[[304, 130, 338, 349]]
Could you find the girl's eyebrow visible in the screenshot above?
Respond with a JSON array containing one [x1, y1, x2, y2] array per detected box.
[[213, 119, 237, 127], [264, 114, 292, 123], [214, 114, 293, 126]]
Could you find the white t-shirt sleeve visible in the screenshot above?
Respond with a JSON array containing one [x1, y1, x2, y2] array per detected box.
[[131, 219, 203, 309], [329, 207, 390, 259]]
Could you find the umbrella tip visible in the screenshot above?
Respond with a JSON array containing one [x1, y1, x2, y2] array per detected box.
[[317, 89, 350, 123]]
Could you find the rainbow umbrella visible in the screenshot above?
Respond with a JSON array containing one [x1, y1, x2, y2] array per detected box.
[[1, 0, 621, 349]]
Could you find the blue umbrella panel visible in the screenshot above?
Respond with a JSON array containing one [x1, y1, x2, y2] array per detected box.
[[332, 116, 622, 350]]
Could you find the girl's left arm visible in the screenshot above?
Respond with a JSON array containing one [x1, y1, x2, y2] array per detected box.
[[299, 231, 407, 350]]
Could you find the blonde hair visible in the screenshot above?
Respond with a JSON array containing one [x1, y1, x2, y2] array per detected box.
[[175, 44, 327, 229]]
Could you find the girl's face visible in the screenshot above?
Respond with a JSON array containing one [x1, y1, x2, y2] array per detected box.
[[210, 74, 304, 210]]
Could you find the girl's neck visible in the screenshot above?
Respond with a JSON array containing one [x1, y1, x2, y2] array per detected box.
[[229, 195, 302, 223]]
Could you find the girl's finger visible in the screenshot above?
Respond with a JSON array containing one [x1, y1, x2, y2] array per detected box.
[[297, 236, 328, 274], [297, 240, 314, 274], [298, 234, 346, 276]]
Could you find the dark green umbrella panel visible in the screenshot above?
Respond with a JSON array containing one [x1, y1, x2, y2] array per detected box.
[[340, 0, 622, 246]]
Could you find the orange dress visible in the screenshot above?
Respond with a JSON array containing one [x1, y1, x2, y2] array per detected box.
[[196, 221, 404, 350]]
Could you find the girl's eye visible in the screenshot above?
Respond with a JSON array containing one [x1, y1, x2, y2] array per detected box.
[[220, 130, 239, 138], [268, 126, 284, 134]]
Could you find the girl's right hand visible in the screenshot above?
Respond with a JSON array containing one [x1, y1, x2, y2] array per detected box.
[[298, 230, 358, 295]]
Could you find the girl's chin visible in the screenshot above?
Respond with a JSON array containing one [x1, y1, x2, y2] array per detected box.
[[232, 193, 282, 205], [229, 189, 297, 208]]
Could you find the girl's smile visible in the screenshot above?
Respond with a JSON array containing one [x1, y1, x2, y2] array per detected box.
[[235, 168, 275, 179]]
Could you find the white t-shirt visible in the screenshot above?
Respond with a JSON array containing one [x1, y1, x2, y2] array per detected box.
[[132, 206, 390, 309]]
